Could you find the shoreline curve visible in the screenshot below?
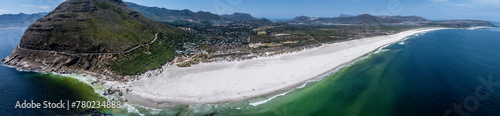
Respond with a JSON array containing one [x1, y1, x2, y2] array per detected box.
[[104, 28, 448, 108]]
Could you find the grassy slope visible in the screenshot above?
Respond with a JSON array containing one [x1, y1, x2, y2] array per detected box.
[[55, 0, 188, 76], [109, 32, 189, 75], [23, 0, 182, 53], [125, 2, 222, 22], [251, 25, 426, 43], [88, 0, 188, 75]]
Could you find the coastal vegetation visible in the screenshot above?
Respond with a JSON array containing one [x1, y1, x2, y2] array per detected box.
[[109, 33, 191, 75]]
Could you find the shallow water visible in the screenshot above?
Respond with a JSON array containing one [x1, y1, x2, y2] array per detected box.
[[211, 28, 500, 116]]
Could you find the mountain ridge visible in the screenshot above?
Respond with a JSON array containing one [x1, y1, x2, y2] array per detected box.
[[125, 2, 268, 22], [289, 14, 494, 27], [124, 2, 223, 22], [18, 0, 179, 53], [2, 0, 186, 78], [221, 12, 258, 21], [290, 14, 426, 24]]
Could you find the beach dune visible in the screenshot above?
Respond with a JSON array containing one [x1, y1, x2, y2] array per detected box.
[[108, 28, 445, 108]]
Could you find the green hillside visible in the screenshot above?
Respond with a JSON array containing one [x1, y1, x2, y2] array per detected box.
[[19, 0, 182, 53]]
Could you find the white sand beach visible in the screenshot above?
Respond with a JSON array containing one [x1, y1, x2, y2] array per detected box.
[[107, 28, 446, 108]]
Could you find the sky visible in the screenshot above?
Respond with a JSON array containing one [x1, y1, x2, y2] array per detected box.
[[0, 0, 499, 22]]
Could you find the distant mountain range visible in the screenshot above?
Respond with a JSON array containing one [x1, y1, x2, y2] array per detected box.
[[124, 2, 269, 22], [0, 12, 47, 28], [290, 14, 428, 24], [338, 14, 354, 18], [289, 14, 494, 27], [124, 2, 222, 22], [1, 3, 495, 30], [124, 2, 495, 27]]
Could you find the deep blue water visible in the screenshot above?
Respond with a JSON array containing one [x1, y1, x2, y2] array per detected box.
[[388, 28, 500, 115], [216, 28, 500, 115]]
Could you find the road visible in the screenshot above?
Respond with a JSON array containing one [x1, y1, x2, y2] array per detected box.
[[16, 33, 158, 56]]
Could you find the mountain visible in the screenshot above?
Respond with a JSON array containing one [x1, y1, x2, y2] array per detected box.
[[0, 12, 47, 28], [125, 2, 272, 23], [290, 14, 401, 24], [425, 20, 495, 27], [2, 0, 185, 77], [221, 12, 258, 21], [337, 14, 401, 24], [338, 14, 354, 18], [19, 0, 178, 53], [289, 14, 494, 27], [385, 15, 428, 22], [125, 2, 223, 22]]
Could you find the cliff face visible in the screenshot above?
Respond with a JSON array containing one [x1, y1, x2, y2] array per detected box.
[[1, 0, 181, 81], [1, 48, 116, 79]]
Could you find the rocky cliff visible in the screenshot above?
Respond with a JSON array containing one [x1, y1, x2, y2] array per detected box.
[[1, 0, 183, 81]]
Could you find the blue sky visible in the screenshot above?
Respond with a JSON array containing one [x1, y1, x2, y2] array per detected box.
[[1, 0, 499, 22]]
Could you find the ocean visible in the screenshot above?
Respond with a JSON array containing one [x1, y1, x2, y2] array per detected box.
[[210, 28, 500, 116], [1, 27, 499, 115]]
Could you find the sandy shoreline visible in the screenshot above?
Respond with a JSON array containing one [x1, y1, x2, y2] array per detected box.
[[105, 28, 446, 108]]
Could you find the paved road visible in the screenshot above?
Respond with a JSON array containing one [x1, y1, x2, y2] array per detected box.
[[16, 33, 158, 56]]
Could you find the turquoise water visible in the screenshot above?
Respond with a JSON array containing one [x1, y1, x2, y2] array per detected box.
[[211, 28, 500, 116], [1, 27, 500, 115]]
